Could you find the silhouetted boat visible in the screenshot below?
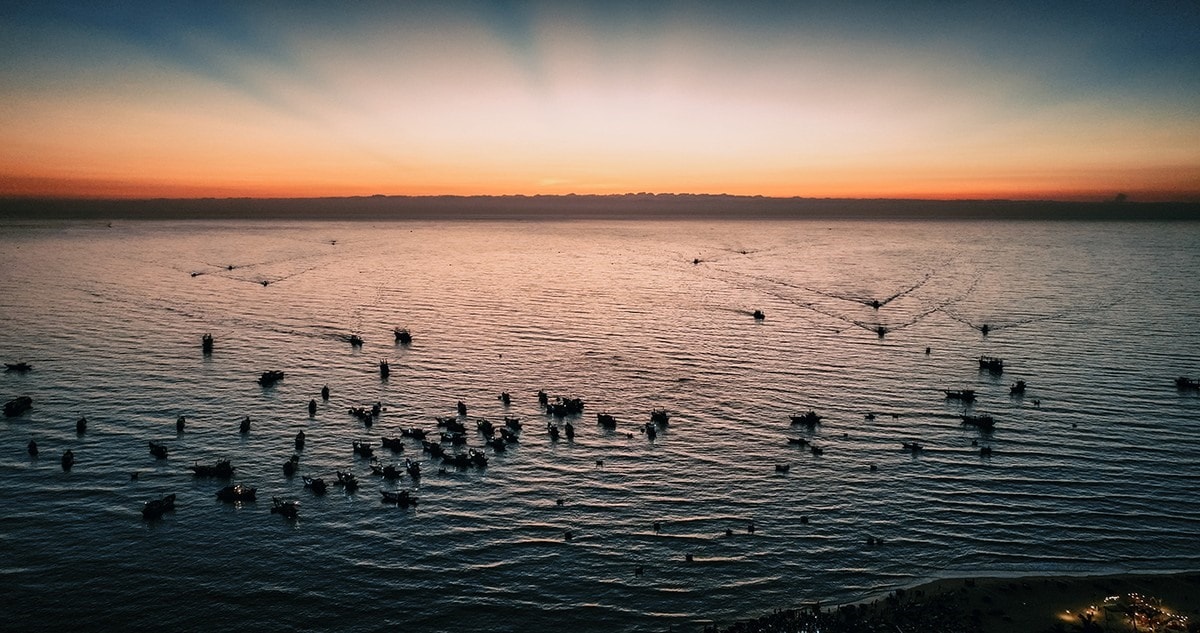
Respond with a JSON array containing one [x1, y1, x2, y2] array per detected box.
[[75, 417, 87, 433], [349, 334, 363, 347], [257, 370, 284, 386], [201, 333, 213, 353], [335, 470, 359, 491], [393, 328, 412, 344], [303, 476, 327, 494], [1175, 376, 1199, 390], [142, 493, 176, 520], [752, 309, 765, 320], [961, 414, 995, 430], [148, 441, 168, 459], [27, 439, 38, 457], [282, 454, 299, 477], [650, 409, 670, 425], [789, 411, 821, 426], [944, 389, 976, 401], [216, 484, 256, 502], [597, 412, 617, 428], [979, 356, 1004, 372], [61, 449, 75, 471], [380, 489, 418, 507], [191, 459, 233, 478], [270, 497, 300, 519], [5, 362, 32, 372], [4, 395, 32, 417], [1010, 380, 1026, 394], [352, 440, 374, 457], [381, 436, 405, 452], [379, 360, 390, 378]]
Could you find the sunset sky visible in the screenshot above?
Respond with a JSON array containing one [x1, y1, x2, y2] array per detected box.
[[2, 1, 1198, 200]]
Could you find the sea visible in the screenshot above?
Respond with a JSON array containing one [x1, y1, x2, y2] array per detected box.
[[1, 217, 1198, 632]]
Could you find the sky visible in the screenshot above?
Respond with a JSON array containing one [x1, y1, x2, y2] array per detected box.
[[1, 1, 1198, 201]]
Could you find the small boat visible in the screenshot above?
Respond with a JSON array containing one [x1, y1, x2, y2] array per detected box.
[[148, 441, 168, 459], [61, 449, 75, 471], [191, 459, 234, 478], [547, 424, 560, 441], [379, 360, 390, 379], [352, 440, 374, 458], [564, 421, 575, 440], [786, 437, 808, 447], [27, 439, 38, 457], [393, 328, 412, 345], [308, 398, 317, 416], [201, 333, 213, 353], [321, 384, 330, 400], [405, 458, 421, 479], [4, 395, 33, 417], [476, 418, 495, 436], [1175, 376, 1200, 390], [597, 413, 617, 428], [1010, 380, 1026, 394], [380, 489, 418, 507], [456, 400, 467, 416], [961, 414, 996, 430], [349, 334, 364, 347], [216, 484, 257, 502], [142, 493, 176, 520], [499, 391, 511, 405], [270, 497, 300, 519], [335, 471, 360, 492], [979, 356, 1004, 372], [381, 437, 405, 452], [503, 416, 522, 430], [176, 415, 186, 432], [901, 442, 922, 452], [303, 476, 327, 495], [774, 463, 789, 472], [239, 416, 251, 434], [943, 389, 976, 401], [4, 362, 32, 372], [257, 370, 284, 386], [643, 421, 657, 440], [752, 309, 765, 320], [789, 411, 821, 426], [76, 417, 87, 434], [283, 455, 299, 477], [650, 409, 670, 425], [295, 430, 306, 449], [400, 427, 428, 439]]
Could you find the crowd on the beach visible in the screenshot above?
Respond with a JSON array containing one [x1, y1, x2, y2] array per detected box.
[[711, 588, 984, 633]]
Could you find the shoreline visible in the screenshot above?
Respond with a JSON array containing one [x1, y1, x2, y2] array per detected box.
[[715, 571, 1200, 632]]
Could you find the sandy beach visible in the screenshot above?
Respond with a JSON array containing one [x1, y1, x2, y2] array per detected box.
[[714, 572, 1200, 632]]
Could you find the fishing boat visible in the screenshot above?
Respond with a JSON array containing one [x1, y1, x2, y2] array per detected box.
[[148, 441, 168, 459], [789, 411, 821, 426], [961, 414, 995, 430], [4, 362, 32, 372], [979, 356, 1004, 372], [1175, 376, 1199, 390], [303, 476, 327, 495], [142, 493, 176, 520], [257, 370, 284, 386], [4, 395, 32, 417], [191, 459, 234, 478], [216, 484, 257, 502], [270, 497, 300, 519], [943, 389, 977, 401], [393, 328, 412, 344], [380, 489, 418, 507]]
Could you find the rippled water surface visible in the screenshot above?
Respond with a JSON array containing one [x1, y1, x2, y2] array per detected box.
[[1, 217, 1198, 632]]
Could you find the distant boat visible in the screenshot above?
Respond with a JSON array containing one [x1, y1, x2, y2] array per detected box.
[[142, 493, 176, 520], [149, 441, 168, 459], [303, 476, 327, 495], [201, 333, 213, 353], [1010, 380, 1026, 394], [1175, 376, 1199, 390], [257, 370, 285, 386], [380, 489, 418, 507], [789, 411, 821, 426], [191, 459, 234, 478], [979, 356, 1004, 372], [270, 497, 300, 519], [597, 412, 617, 428], [944, 389, 976, 401], [650, 408, 670, 425], [394, 328, 412, 344], [4, 396, 33, 417], [349, 334, 364, 347], [961, 414, 995, 430], [4, 362, 32, 372], [216, 484, 256, 502]]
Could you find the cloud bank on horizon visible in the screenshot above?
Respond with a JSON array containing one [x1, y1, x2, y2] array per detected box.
[[1, 1, 1198, 201]]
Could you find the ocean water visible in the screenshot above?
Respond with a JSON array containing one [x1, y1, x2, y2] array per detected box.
[[1, 217, 1198, 632]]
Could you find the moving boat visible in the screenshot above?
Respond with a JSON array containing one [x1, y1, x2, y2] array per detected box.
[[216, 484, 257, 502], [142, 493, 176, 520]]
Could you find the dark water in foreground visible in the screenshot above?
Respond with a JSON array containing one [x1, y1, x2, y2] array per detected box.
[[1, 218, 1198, 632]]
